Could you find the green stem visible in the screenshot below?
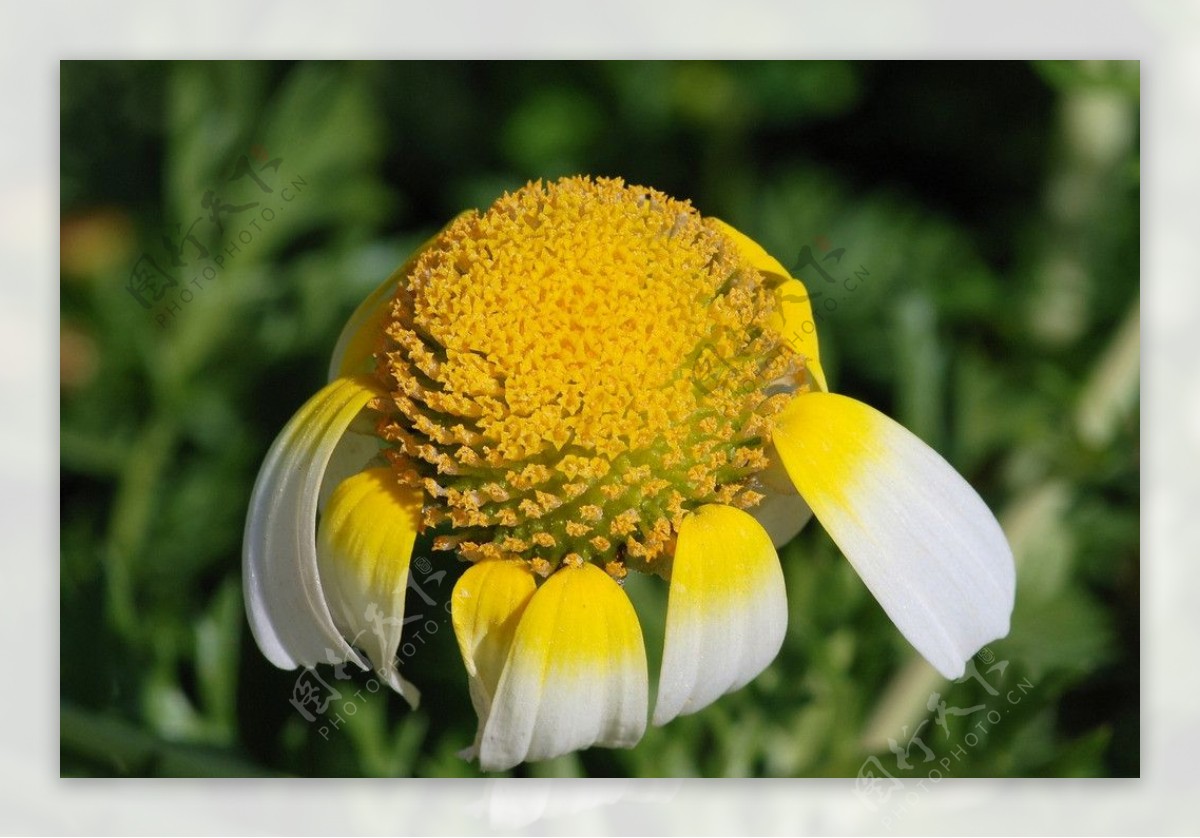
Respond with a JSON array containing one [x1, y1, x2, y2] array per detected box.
[[104, 416, 177, 641]]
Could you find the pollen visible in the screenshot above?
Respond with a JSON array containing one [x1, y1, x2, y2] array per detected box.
[[376, 176, 801, 571]]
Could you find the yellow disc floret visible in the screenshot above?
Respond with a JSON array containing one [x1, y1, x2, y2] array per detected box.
[[376, 176, 800, 572]]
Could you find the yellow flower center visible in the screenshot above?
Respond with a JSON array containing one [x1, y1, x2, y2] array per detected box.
[[376, 176, 798, 573]]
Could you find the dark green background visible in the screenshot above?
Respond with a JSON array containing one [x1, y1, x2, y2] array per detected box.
[[60, 60, 1139, 777]]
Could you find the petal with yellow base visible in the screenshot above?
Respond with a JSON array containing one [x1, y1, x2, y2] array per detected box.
[[317, 467, 424, 707], [479, 562, 648, 772], [771, 391, 1015, 678], [451, 559, 538, 759], [654, 504, 787, 726], [243, 375, 383, 672]]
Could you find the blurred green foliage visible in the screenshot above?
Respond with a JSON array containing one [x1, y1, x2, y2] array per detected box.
[[60, 60, 1139, 778]]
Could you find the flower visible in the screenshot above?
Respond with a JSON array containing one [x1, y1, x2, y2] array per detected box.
[[243, 176, 1015, 772]]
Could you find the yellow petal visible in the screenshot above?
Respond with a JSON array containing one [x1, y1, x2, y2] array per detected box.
[[243, 375, 383, 672], [709, 217, 827, 391], [328, 211, 472, 381], [317, 467, 424, 707], [774, 279, 828, 392], [451, 559, 537, 758], [654, 505, 787, 726], [771, 392, 1015, 678], [479, 562, 648, 771]]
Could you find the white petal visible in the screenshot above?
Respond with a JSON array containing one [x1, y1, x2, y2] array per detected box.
[[242, 375, 381, 671], [479, 563, 648, 772], [771, 392, 1016, 679], [654, 505, 787, 726]]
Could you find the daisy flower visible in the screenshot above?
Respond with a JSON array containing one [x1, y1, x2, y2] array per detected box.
[[243, 176, 1014, 772]]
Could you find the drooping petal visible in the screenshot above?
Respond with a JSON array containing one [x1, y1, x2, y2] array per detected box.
[[709, 217, 827, 391], [479, 562, 648, 772], [749, 489, 814, 549], [451, 559, 538, 758], [770, 392, 1015, 679], [316, 467, 424, 707], [653, 505, 787, 726], [242, 375, 381, 672], [328, 211, 472, 381], [317, 421, 383, 513]]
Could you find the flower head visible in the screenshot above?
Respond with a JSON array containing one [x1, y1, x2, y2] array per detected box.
[[379, 178, 795, 572], [244, 176, 1014, 772]]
